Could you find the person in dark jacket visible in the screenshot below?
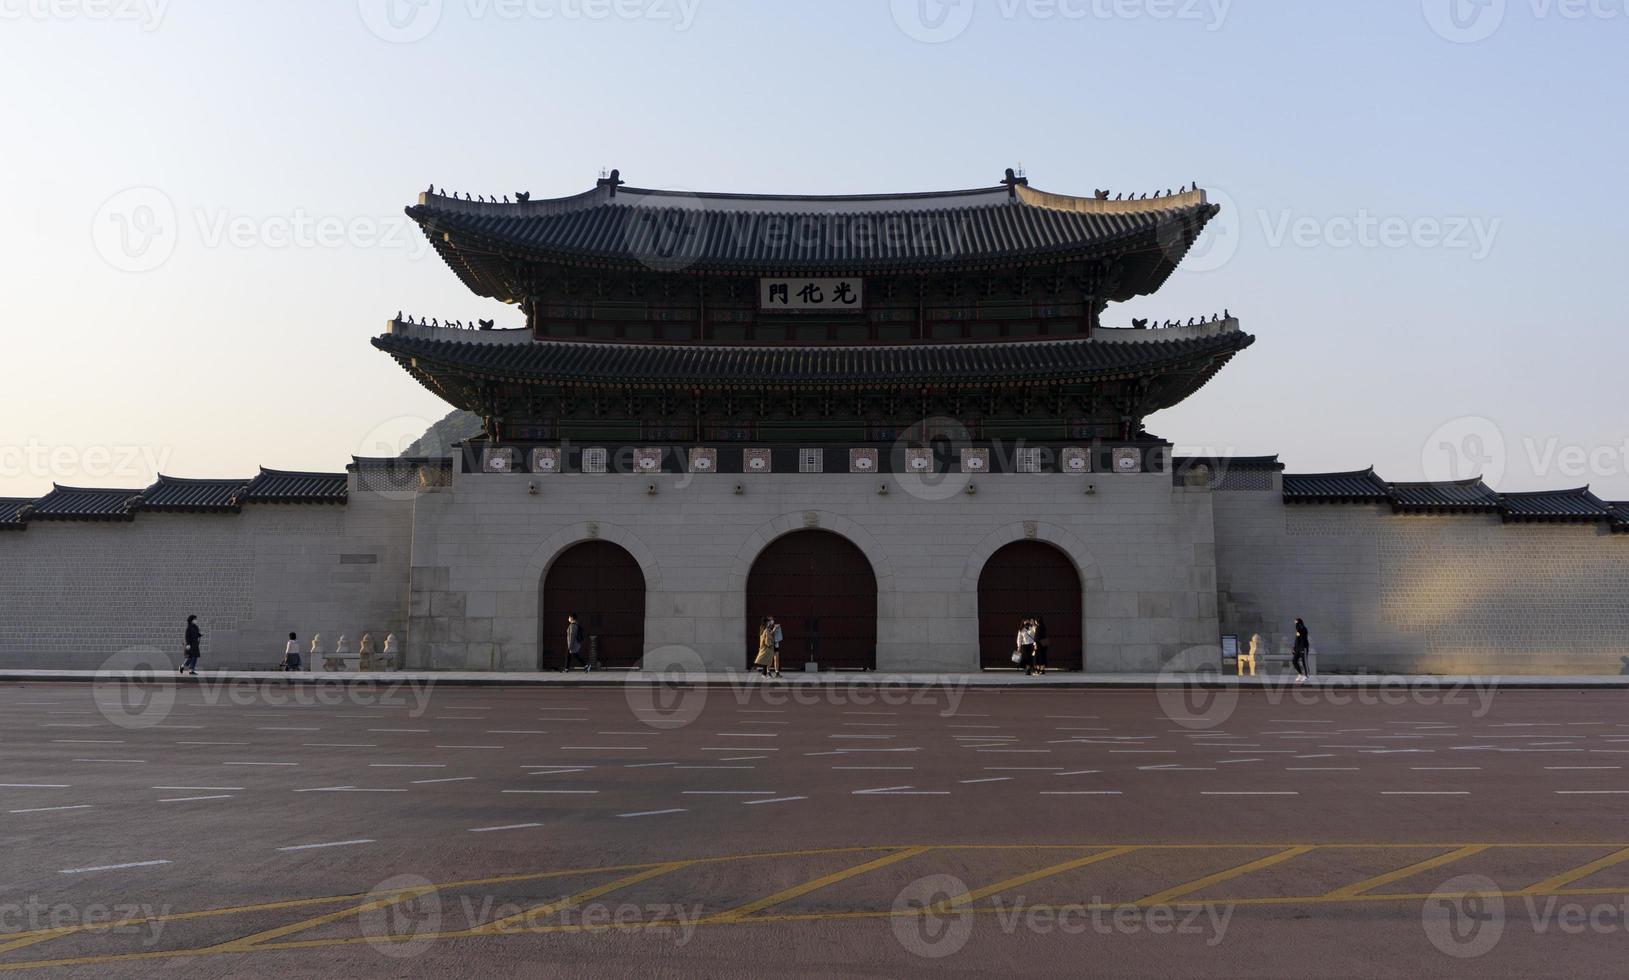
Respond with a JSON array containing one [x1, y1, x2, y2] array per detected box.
[[563, 613, 588, 671], [1032, 615, 1050, 676], [181, 615, 201, 675], [1292, 618, 1310, 683]]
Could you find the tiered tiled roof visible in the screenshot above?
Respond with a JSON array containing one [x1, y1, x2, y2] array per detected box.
[[1387, 478, 1502, 514], [409, 180, 1219, 301], [372, 327, 1255, 390], [25, 485, 144, 522], [1281, 467, 1391, 503], [1280, 468, 1627, 530], [136, 475, 251, 513], [1497, 487, 1614, 523], [241, 468, 349, 504]]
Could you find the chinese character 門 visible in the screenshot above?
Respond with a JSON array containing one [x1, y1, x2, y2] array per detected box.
[[768, 282, 789, 305]]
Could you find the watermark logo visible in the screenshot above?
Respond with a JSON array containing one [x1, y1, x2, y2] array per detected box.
[[891, 0, 976, 42], [0, 0, 169, 30], [92, 187, 177, 273], [888, 417, 975, 501], [1422, 874, 1505, 958], [1423, 0, 1508, 42], [359, 0, 444, 42], [1155, 660, 1238, 731], [891, 875, 974, 958], [359, 875, 443, 958], [93, 646, 177, 729], [1422, 415, 1506, 486], [626, 645, 709, 729], [620, 189, 707, 274]]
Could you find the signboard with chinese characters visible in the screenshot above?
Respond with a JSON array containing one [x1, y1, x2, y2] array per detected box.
[[759, 277, 864, 312]]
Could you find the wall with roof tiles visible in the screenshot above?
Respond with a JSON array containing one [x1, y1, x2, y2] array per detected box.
[[401, 469, 1222, 673], [0, 488, 415, 669], [1213, 493, 1629, 674]]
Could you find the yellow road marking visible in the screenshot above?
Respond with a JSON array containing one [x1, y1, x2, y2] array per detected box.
[[707, 846, 933, 922], [1323, 845, 1490, 899], [209, 885, 439, 951], [950, 847, 1143, 907], [468, 862, 695, 935], [1136, 846, 1315, 906], [1523, 846, 1629, 894], [11, 843, 1629, 972]]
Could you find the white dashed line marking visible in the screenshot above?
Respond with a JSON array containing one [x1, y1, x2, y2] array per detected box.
[[744, 796, 807, 805], [9, 805, 92, 814], [276, 840, 375, 852], [617, 809, 686, 818], [158, 795, 233, 803], [469, 823, 544, 833], [58, 861, 171, 874]]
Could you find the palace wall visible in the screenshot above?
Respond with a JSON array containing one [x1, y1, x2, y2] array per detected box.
[[402, 469, 1222, 673], [1212, 490, 1629, 675], [0, 488, 414, 669]]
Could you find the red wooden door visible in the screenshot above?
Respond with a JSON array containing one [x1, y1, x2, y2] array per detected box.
[[745, 530, 877, 671], [977, 541, 1083, 670], [542, 541, 646, 670]]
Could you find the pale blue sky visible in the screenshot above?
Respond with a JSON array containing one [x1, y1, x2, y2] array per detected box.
[[2, 0, 1626, 498]]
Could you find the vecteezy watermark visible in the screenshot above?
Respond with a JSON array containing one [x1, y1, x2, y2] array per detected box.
[[890, 874, 1233, 958], [625, 645, 709, 730], [0, 898, 171, 947], [1156, 663, 1501, 731], [724, 674, 968, 717], [1424, 0, 1629, 43], [0, 0, 168, 30], [358, 0, 700, 42], [0, 440, 174, 485], [1424, 871, 1629, 959], [359, 875, 443, 959], [91, 188, 432, 273], [1423, 415, 1629, 486], [91, 187, 177, 273], [94, 647, 179, 730], [891, 0, 1230, 43], [1258, 208, 1501, 261]]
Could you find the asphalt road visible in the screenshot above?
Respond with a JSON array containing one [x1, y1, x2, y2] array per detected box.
[[1, 676, 1626, 977]]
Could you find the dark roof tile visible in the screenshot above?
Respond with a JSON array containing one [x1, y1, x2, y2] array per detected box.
[[0, 497, 32, 529], [1282, 467, 1390, 503], [1388, 479, 1501, 513], [136, 475, 249, 513], [27, 485, 143, 521], [373, 329, 1255, 390], [241, 468, 348, 504], [1498, 487, 1613, 523]]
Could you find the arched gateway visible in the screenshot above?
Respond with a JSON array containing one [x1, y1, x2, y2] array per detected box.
[[745, 530, 877, 671], [541, 541, 646, 670], [977, 540, 1083, 671]]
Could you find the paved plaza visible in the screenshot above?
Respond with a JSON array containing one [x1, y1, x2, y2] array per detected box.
[[3, 678, 1628, 976]]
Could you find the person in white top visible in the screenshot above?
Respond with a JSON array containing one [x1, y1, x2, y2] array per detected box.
[[282, 632, 303, 671], [1016, 620, 1037, 676]]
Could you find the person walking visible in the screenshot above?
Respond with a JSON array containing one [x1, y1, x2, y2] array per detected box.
[[1292, 618, 1311, 683], [181, 615, 201, 676], [1032, 615, 1050, 676], [769, 616, 784, 678], [754, 617, 774, 677], [282, 632, 303, 671], [563, 613, 587, 672]]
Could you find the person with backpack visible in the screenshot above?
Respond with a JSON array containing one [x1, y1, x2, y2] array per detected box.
[[769, 616, 784, 678]]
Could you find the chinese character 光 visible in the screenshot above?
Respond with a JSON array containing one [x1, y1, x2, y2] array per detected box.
[[832, 281, 857, 305]]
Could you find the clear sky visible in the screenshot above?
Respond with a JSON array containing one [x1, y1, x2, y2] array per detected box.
[[2, 0, 1626, 499]]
